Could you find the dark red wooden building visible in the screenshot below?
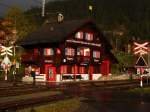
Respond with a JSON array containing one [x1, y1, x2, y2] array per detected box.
[[18, 20, 117, 82]]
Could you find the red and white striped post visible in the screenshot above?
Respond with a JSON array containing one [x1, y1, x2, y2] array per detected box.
[[140, 75, 143, 87], [133, 42, 149, 87]]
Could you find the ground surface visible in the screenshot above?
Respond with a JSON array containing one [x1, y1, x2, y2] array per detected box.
[[0, 80, 150, 112]]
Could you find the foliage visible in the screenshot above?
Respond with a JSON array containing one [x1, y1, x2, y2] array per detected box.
[[26, 0, 150, 41], [5, 6, 38, 41], [18, 97, 81, 112], [111, 51, 134, 74], [127, 87, 150, 94]]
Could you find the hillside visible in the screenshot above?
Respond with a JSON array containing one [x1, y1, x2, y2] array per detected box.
[[26, 0, 150, 41]]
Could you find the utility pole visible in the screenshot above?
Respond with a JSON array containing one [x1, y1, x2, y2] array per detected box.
[[42, 0, 46, 17], [148, 44, 150, 75]]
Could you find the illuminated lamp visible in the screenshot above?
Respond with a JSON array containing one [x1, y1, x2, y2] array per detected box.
[[89, 5, 93, 11], [63, 59, 66, 63]]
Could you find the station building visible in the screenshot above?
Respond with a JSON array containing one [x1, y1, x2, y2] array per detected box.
[[18, 20, 118, 82]]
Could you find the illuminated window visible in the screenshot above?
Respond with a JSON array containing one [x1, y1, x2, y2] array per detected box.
[[65, 48, 75, 56], [93, 51, 100, 58], [77, 47, 90, 56], [61, 65, 67, 74], [85, 33, 93, 41], [75, 32, 83, 39], [84, 48, 90, 56], [44, 48, 54, 56]]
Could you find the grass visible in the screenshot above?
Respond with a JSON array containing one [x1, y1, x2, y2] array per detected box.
[[127, 87, 150, 94], [0, 91, 61, 103], [17, 97, 81, 112]]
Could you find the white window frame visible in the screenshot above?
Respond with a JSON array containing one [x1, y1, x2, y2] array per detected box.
[[93, 51, 100, 58], [85, 33, 93, 41], [44, 48, 54, 56], [65, 48, 75, 56], [75, 32, 83, 39]]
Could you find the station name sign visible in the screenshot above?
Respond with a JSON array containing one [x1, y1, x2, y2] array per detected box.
[[66, 39, 101, 47], [44, 60, 53, 63]]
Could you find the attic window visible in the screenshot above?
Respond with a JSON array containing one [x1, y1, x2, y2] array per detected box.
[[85, 33, 93, 41], [75, 32, 83, 39]]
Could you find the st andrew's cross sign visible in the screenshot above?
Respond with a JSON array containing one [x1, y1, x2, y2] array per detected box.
[[133, 42, 149, 55]]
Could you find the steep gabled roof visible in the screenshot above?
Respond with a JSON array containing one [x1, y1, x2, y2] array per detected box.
[[17, 19, 112, 49], [17, 19, 118, 63]]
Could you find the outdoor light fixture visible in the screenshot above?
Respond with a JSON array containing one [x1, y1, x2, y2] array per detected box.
[[89, 5, 93, 11]]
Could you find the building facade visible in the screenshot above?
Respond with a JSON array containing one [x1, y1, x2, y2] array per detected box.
[[18, 20, 117, 82]]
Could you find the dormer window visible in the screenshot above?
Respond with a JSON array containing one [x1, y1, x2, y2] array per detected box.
[[93, 51, 100, 58], [75, 31, 83, 39], [85, 33, 93, 41], [65, 48, 75, 56], [44, 48, 54, 56]]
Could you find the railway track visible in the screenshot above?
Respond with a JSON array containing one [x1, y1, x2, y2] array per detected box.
[[0, 83, 49, 97], [0, 80, 145, 97], [0, 79, 149, 111]]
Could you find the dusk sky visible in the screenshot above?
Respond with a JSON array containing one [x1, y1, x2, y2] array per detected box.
[[0, 0, 54, 17]]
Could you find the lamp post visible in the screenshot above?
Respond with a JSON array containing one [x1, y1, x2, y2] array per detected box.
[[42, 0, 46, 17], [113, 30, 124, 51], [11, 28, 18, 82], [148, 45, 150, 85]]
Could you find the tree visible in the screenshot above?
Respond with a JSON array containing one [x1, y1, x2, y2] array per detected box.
[[112, 51, 135, 74], [5, 6, 38, 44]]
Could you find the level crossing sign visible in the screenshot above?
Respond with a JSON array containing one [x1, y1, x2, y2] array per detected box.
[[0, 46, 13, 56], [133, 42, 149, 55]]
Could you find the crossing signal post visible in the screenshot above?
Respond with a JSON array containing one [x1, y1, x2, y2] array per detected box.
[[0, 45, 13, 80], [133, 42, 149, 87]]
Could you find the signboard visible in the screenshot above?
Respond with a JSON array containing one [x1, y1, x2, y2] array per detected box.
[[0, 45, 13, 80], [133, 42, 148, 55]]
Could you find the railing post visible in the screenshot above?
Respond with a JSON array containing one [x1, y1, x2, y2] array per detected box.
[[140, 75, 143, 87]]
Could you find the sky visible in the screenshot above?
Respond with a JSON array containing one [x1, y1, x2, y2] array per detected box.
[[0, 0, 53, 17]]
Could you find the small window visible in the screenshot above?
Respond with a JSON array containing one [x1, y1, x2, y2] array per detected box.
[[93, 51, 100, 58], [85, 33, 93, 41], [77, 47, 90, 56], [75, 32, 83, 39], [65, 48, 75, 56], [44, 48, 54, 56], [84, 48, 90, 56], [77, 48, 84, 56]]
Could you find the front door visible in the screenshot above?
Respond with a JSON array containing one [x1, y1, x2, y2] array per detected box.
[[45, 64, 56, 81]]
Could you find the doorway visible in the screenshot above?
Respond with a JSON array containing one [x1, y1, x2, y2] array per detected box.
[[45, 64, 56, 81]]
